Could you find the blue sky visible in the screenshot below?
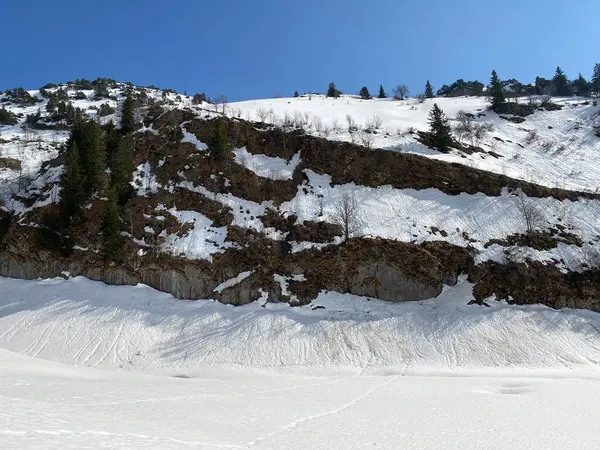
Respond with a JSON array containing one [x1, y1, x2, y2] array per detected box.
[[2, 0, 599, 101]]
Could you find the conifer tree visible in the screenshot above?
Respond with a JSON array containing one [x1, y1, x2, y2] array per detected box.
[[326, 82, 341, 98], [573, 73, 590, 97], [121, 92, 136, 134], [428, 103, 453, 151], [101, 188, 124, 261], [378, 84, 387, 99], [110, 138, 134, 205], [425, 80, 434, 98], [46, 96, 57, 113], [209, 119, 231, 160], [60, 142, 85, 219], [80, 119, 107, 195], [359, 86, 372, 99], [489, 70, 505, 110], [293, 90, 299, 98], [553, 67, 570, 96], [591, 63, 600, 96]]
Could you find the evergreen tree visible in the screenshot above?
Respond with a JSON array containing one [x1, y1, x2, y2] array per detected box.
[[378, 84, 387, 99], [591, 63, 600, 96], [110, 138, 134, 205], [573, 73, 590, 97], [359, 86, 372, 99], [121, 92, 136, 134], [326, 82, 341, 98], [209, 119, 231, 159], [60, 142, 85, 219], [428, 103, 453, 151], [293, 90, 299, 98], [103, 121, 119, 163], [553, 66, 570, 96], [425, 80, 434, 98], [46, 96, 57, 113], [489, 70, 505, 110], [101, 188, 124, 261], [80, 119, 107, 195]]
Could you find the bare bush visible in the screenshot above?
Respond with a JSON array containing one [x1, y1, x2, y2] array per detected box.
[[371, 114, 382, 129], [331, 191, 362, 240], [331, 118, 341, 134], [293, 111, 304, 129], [454, 110, 474, 144], [392, 84, 409, 100], [540, 139, 555, 152], [213, 95, 228, 115], [312, 116, 323, 133], [525, 130, 538, 144], [357, 129, 374, 148], [345, 114, 357, 132], [257, 108, 269, 122], [515, 189, 543, 235], [302, 111, 312, 127]]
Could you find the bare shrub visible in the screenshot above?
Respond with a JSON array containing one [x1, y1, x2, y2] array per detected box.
[[345, 114, 357, 132], [213, 95, 228, 115], [293, 111, 304, 129], [454, 110, 474, 144], [302, 111, 312, 127], [371, 114, 382, 129], [331, 118, 341, 134], [515, 189, 543, 235], [525, 130, 538, 144], [392, 84, 409, 100], [257, 108, 269, 122], [357, 129, 374, 148], [331, 191, 362, 240], [540, 139, 555, 152], [312, 116, 323, 133]]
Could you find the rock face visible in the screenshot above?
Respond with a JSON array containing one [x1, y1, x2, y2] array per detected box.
[[0, 226, 466, 306]]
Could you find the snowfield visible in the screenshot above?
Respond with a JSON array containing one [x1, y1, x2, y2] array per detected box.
[[2, 276, 600, 449]]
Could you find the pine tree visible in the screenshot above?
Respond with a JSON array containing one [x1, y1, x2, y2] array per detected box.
[[293, 90, 299, 98], [121, 92, 136, 134], [378, 84, 387, 99], [553, 66, 570, 96], [80, 119, 107, 195], [60, 142, 85, 219], [110, 138, 133, 205], [428, 104, 453, 151], [46, 96, 57, 113], [425, 80, 434, 98], [209, 119, 231, 159], [327, 82, 341, 98], [489, 70, 505, 110], [359, 86, 372, 99], [573, 73, 590, 97], [101, 188, 124, 261], [591, 63, 600, 96]]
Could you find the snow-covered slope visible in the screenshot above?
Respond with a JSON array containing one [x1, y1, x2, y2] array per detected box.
[[232, 94, 600, 192], [2, 276, 600, 375]]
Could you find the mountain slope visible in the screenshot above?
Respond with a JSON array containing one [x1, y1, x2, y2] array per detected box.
[[1, 80, 600, 310]]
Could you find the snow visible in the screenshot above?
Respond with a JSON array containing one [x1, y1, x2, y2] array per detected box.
[[180, 124, 208, 151], [3, 276, 600, 374], [2, 275, 600, 448], [233, 147, 301, 180], [214, 270, 254, 293], [160, 208, 231, 261], [279, 170, 600, 271], [132, 162, 160, 196], [230, 95, 600, 192]]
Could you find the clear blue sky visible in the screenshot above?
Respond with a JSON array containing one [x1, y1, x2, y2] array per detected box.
[[2, 0, 599, 101]]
